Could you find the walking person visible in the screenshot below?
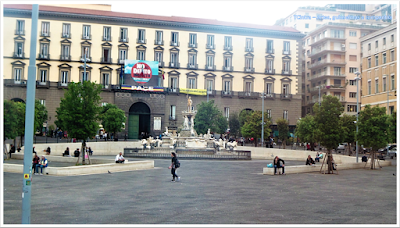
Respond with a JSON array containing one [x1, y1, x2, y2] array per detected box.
[[168, 152, 180, 182]]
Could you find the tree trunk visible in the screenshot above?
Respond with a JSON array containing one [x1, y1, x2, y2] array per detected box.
[[327, 150, 333, 174], [282, 139, 286, 149], [370, 151, 375, 169], [254, 139, 257, 147], [81, 140, 86, 165]]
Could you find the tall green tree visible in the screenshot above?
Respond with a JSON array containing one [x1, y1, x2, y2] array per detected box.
[[228, 112, 240, 138], [4, 100, 19, 156], [340, 114, 357, 155], [239, 109, 253, 128], [241, 111, 271, 147], [313, 95, 344, 173], [101, 106, 126, 140], [357, 105, 389, 169], [388, 110, 397, 144], [14, 101, 26, 146], [295, 114, 317, 151], [194, 100, 228, 135], [276, 118, 289, 149], [55, 81, 102, 164], [34, 99, 48, 134]]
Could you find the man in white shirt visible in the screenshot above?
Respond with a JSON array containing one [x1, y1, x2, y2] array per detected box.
[[115, 152, 125, 163]]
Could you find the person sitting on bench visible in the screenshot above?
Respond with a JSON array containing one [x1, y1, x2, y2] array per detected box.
[[306, 155, 315, 166], [273, 156, 285, 175], [115, 152, 125, 163], [37, 155, 48, 175], [63, 147, 71, 157], [74, 148, 80, 157]]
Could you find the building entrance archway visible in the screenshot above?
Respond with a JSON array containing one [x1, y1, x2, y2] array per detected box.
[[128, 102, 150, 139]]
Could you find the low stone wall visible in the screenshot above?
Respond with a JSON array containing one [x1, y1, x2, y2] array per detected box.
[[263, 160, 392, 175], [4, 160, 154, 176]]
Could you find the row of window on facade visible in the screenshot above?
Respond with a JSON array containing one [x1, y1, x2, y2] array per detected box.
[[366, 34, 396, 51], [367, 50, 396, 68], [15, 20, 292, 53], [366, 74, 396, 95], [306, 67, 359, 80], [13, 42, 292, 75], [169, 105, 289, 121]]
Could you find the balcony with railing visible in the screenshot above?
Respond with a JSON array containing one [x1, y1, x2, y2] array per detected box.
[[223, 46, 233, 51], [38, 54, 50, 60], [205, 65, 216, 71], [169, 62, 180, 68], [80, 56, 92, 62], [308, 47, 345, 58], [4, 79, 27, 87], [137, 38, 146, 44], [221, 90, 234, 98], [169, 116, 177, 121], [59, 55, 71, 61], [82, 34, 91, 40], [36, 81, 50, 88], [310, 35, 345, 46], [206, 90, 216, 97], [222, 66, 234, 72], [310, 84, 346, 94], [266, 48, 274, 54], [244, 67, 255, 73], [188, 43, 197, 48], [282, 50, 291, 55], [61, 33, 71, 39], [102, 36, 112, 42], [309, 72, 346, 81], [57, 82, 68, 88], [13, 52, 25, 59], [308, 59, 346, 69], [206, 44, 215, 49], [262, 93, 276, 99], [101, 84, 111, 91], [187, 63, 198, 70], [245, 47, 254, 52], [101, 57, 112, 64], [41, 32, 50, 37], [154, 40, 164, 45], [119, 37, 129, 43], [280, 94, 292, 100], [265, 69, 275, 75], [158, 61, 164, 68], [165, 87, 180, 94], [15, 29, 25, 35], [170, 41, 180, 47], [238, 91, 260, 99], [281, 70, 292, 75]]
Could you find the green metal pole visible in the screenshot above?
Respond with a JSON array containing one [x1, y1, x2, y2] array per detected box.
[[22, 4, 39, 224]]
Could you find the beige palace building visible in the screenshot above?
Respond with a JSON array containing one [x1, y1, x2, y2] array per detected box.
[[3, 4, 305, 139], [301, 22, 384, 116], [360, 23, 397, 114]]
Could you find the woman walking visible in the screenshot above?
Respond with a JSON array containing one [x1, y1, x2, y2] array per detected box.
[[168, 152, 180, 182]]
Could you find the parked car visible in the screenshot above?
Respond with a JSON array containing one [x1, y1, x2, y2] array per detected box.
[[336, 143, 347, 153], [387, 145, 397, 159]]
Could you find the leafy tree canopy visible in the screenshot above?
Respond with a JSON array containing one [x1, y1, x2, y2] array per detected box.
[[340, 114, 357, 144], [101, 107, 127, 137], [295, 114, 317, 144], [276, 118, 289, 141], [34, 99, 48, 133], [228, 112, 240, 138], [388, 111, 397, 144], [194, 100, 228, 135], [357, 105, 389, 151], [239, 109, 253, 127], [55, 81, 102, 140], [3, 100, 19, 140], [241, 111, 271, 146], [313, 95, 344, 152]]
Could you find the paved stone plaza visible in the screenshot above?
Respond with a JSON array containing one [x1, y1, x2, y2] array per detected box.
[[2, 157, 397, 224]]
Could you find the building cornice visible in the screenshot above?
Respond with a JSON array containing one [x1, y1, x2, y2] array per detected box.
[[4, 7, 305, 40]]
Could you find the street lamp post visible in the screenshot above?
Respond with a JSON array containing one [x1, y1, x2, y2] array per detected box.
[[355, 71, 361, 163]]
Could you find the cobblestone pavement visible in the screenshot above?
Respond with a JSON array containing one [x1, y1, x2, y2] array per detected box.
[[2, 158, 397, 225]]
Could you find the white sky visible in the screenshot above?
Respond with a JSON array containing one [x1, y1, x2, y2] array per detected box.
[[111, 1, 330, 26]]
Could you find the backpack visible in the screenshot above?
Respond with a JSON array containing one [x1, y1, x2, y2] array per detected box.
[[175, 159, 180, 168]]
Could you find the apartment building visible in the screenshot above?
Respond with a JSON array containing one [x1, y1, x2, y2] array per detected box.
[[360, 23, 397, 114], [277, 4, 393, 34], [3, 4, 304, 139], [301, 22, 384, 116]]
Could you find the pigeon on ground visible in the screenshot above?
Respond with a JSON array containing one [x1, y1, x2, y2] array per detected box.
[[393, 173, 396, 176], [108, 170, 111, 174]]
